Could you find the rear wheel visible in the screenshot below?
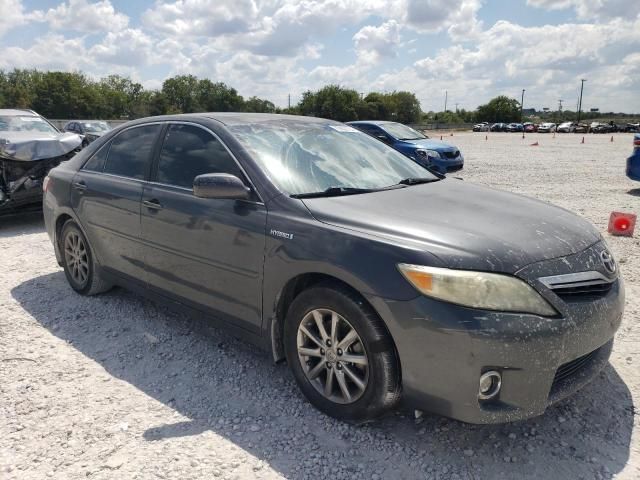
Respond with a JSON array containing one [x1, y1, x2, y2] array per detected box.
[[60, 220, 112, 295], [284, 284, 401, 422]]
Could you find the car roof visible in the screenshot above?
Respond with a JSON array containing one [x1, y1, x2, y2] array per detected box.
[[347, 120, 394, 126], [0, 109, 39, 117], [194, 112, 339, 126]]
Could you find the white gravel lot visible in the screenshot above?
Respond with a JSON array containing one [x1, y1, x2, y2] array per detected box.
[[1, 131, 639, 480]]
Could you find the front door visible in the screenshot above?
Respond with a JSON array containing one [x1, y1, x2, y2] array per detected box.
[[141, 123, 267, 333]]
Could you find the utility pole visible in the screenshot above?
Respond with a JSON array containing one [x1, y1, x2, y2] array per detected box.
[[577, 79, 586, 123], [455, 103, 460, 113], [520, 89, 525, 122], [288, 93, 291, 109], [558, 99, 563, 111], [360, 92, 364, 100], [444, 90, 448, 113]]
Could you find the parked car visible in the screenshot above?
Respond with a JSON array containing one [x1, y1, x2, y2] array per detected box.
[[490, 122, 507, 132], [537, 123, 557, 133], [627, 134, 640, 181], [506, 123, 524, 132], [591, 123, 613, 134], [347, 120, 463, 174], [574, 123, 589, 133], [523, 122, 537, 133], [557, 122, 576, 133], [0, 109, 82, 215], [623, 123, 639, 133], [473, 122, 490, 132], [63, 120, 112, 145], [44, 113, 624, 424]]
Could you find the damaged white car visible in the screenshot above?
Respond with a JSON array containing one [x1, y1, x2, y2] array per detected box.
[[0, 109, 83, 215]]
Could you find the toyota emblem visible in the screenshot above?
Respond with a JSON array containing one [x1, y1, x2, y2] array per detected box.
[[600, 250, 616, 275]]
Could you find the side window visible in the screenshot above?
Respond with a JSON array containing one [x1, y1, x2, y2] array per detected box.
[[83, 141, 111, 172], [156, 124, 245, 189], [104, 124, 162, 180]]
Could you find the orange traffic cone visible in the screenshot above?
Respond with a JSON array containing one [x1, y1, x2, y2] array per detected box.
[[530, 141, 539, 146], [485, 135, 488, 141], [581, 137, 585, 144], [610, 136, 614, 142]]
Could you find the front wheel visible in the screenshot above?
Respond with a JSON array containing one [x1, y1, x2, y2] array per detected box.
[[284, 285, 401, 422]]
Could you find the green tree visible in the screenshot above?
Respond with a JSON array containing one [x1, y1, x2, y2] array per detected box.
[[476, 95, 521, 123], [162, 75, 200, 113], [298, 85, 361, 121]]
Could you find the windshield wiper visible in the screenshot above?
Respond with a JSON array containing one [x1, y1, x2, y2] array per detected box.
[[291, 186, 377, 199], [396, 177, 442, 186], [399, 136, 426, 140]]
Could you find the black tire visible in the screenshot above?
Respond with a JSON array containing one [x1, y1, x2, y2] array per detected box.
[[60, 220, 112, 296], [284, 284, 401, 422]]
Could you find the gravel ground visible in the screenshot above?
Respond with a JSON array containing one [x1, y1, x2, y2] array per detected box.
[[1, 131, 639, 480]]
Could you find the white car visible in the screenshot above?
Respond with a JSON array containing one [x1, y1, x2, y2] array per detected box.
[[557, 122, 576, 133], [473, 122, 490, 132], [538, 122, 557, 133]]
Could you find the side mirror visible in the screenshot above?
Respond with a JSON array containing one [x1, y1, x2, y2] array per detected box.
[[193, 173, 251, 200]]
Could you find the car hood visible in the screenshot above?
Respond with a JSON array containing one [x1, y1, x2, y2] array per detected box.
[[399, 138, 457, 152], [302, 179, 601, 273], [0, 131, 82, 161]]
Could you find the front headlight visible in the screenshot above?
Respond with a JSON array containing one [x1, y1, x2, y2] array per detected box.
[[398, 264, 557, 316], [415, 149, 441, 159]]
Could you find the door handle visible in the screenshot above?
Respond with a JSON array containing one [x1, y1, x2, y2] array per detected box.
[[143, 199, 163, 210], [73, 181, 87, 191]]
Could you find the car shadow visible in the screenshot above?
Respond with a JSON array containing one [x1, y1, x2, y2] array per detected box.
[[0, 210, 44, 238], [11, 272, 635, 479], [626, 188, 640, 197]]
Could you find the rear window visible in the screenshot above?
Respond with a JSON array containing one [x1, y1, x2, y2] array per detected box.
[[103, 125, 162, 180]]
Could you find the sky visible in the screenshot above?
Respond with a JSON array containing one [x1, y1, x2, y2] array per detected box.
[[1, 0, 639, 112]]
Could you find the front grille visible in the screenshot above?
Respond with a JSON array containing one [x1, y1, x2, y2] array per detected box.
[[551, 281, 613, 299], [443, 150, 459, 159], [553, 347, 600, 385], [539, 271, 615, 301]]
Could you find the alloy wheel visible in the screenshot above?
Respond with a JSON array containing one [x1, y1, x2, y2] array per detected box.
[[64, 230, 89, 287], [296, 308, 369, 404]]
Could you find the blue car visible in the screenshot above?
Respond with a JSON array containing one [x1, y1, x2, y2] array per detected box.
[[347, 121, 464, 174], [627, 134, 640, 181]]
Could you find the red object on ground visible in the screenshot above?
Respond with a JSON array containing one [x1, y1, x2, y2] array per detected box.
[[608, 212, 636, 236], [530, 141, 539, 146]]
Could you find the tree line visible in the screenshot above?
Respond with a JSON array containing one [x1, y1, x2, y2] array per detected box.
[[0, 69, 422, 123]]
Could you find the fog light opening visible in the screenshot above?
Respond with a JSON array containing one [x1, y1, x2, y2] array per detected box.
[[478, 371, 502, 400]]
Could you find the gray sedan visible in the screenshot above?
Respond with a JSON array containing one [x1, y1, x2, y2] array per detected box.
[[43, 113, 624, 423]]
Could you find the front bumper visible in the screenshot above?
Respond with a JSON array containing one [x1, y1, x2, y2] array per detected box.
[[365, 248, 625, 424]]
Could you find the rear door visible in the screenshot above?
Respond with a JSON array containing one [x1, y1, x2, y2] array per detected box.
[[71, 123, 163, 282], [140, 122, 267, 333]]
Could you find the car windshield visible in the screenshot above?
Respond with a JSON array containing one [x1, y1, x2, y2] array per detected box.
[[380, 123, 427, 140], [82, 122, 110, 133], [229, 121, 436, 196], [0, 115, 58, 134]]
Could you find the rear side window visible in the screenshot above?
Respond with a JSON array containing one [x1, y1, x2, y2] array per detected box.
[[156, 124, 245, 189], [104, 125, 162, 180], [83, 142, 110, 172]]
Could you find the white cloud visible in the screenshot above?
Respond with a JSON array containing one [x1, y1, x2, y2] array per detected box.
[[88, 28, 154, 66], [0, 0, 42, 36], [527, 0, 640, 21], [353, 20, 401, 64], [44, 0, 129, 33], [0, 34, 92, 71]]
